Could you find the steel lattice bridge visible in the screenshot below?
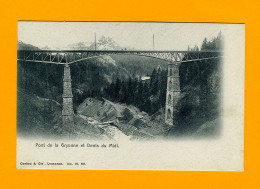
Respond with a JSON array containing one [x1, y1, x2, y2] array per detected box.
[[17, 50, 222, 64], [17, 49, 222, 129]]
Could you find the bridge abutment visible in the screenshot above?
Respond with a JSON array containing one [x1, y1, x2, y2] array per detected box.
[[62, 64, 74, 130], [165, 62, 181, 126]]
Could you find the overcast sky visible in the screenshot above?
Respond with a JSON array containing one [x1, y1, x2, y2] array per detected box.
[[18, 22, 228, 50]]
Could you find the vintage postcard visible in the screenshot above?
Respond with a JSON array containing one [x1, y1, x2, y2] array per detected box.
[[16, 22, 244, 170]]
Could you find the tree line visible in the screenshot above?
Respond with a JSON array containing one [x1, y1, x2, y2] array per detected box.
[[188, 31, 223, 51]]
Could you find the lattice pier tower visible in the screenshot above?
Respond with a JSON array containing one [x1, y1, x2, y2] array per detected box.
[[165, 62, 181, 126], [62, 63, 74, 129]]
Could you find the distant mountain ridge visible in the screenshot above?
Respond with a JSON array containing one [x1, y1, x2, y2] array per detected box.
[[18, 41, 41, 50], [65, 42, 93, 50], [18, 35, 136, 50]]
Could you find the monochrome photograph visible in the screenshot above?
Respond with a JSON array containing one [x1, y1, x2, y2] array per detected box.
[[17, 22, 224, 140], [17, 22, 244, 170]]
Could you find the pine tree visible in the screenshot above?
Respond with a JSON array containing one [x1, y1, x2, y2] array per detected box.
[[115, 78, 121, 100], [136, 80, 144, 108], [120, 83, 127, 103], [150, 69, 159, 95], [126, 78, 133, 105], [201, 38, 208, 50]]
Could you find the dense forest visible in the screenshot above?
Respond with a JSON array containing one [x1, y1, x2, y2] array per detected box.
[[74, 68, 167, 115]]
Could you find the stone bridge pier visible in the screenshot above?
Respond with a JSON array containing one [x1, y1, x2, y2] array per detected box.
[[62, 64, 74, 130], [165, 62, 181, 126]]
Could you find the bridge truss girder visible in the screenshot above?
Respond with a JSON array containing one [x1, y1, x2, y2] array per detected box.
[[17, 50, 222, 64]]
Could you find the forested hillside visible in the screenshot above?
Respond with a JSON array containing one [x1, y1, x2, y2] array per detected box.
[[168, 58, 222, 137], [88, 68, 167, 115], [168, 33, 223, 137]]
